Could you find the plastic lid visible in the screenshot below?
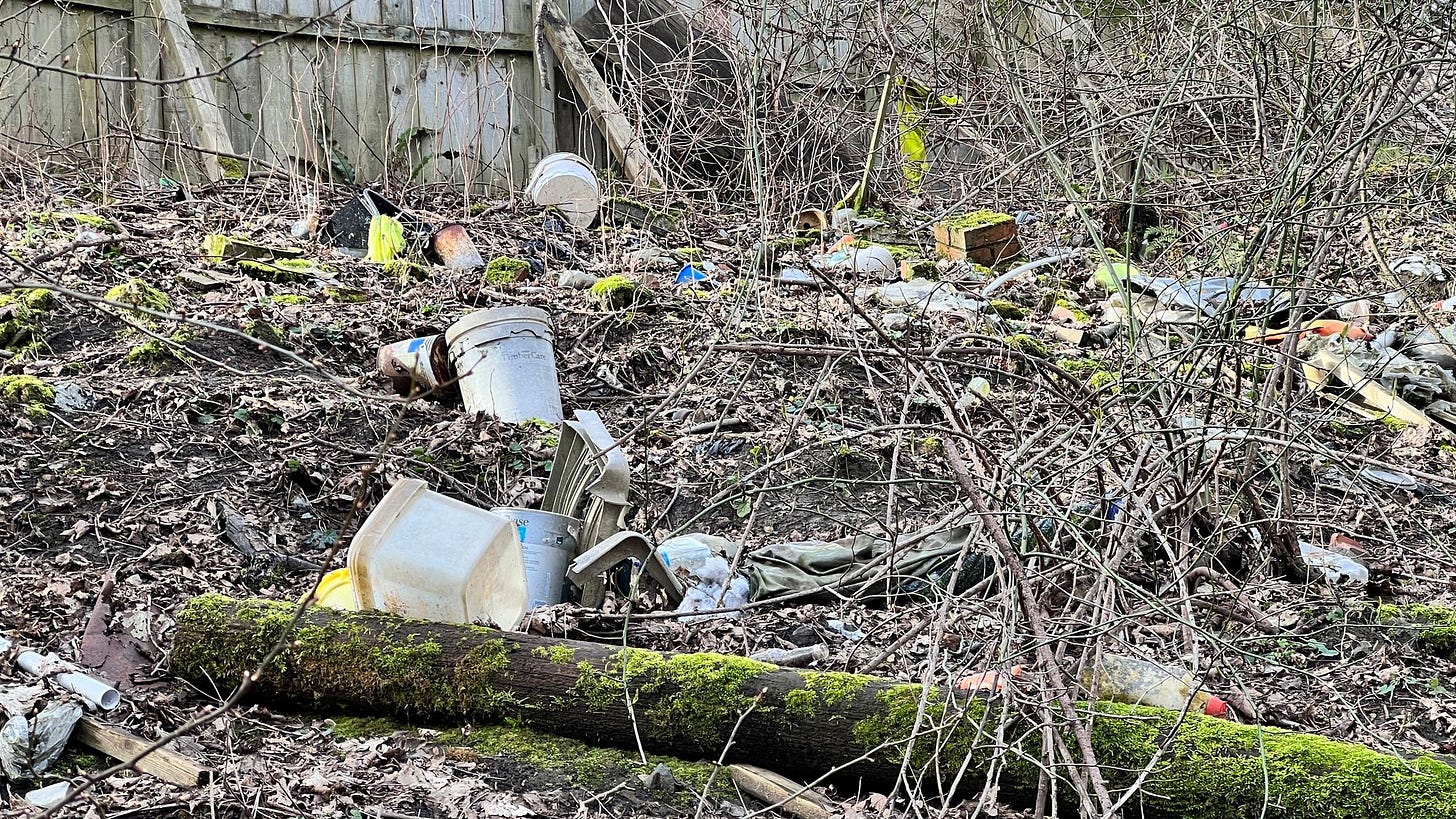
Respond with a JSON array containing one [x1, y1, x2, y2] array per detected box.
[[1203, 696, 1228, 718]]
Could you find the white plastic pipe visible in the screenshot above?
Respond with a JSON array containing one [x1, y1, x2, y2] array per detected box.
[[1, 639, 120, 710], [979, 249, 1089, 298]]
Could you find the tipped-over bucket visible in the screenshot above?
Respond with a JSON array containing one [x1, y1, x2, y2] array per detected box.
[[525, 153, 600, 228], [445, 307, 563, 423], [492, 507, 580, 610]]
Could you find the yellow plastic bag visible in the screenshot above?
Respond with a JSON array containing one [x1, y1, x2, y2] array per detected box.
[[367, 214, 405, 263]]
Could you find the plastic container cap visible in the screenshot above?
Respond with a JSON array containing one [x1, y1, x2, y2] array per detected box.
[[306, 567, 359, 611], [1203, 696, 1228, 718]]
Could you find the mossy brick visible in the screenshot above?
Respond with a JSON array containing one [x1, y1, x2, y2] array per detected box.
[[934, 210, 1019, 265]]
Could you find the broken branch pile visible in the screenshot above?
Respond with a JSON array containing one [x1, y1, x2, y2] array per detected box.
[[173, 595, 1456, 818]]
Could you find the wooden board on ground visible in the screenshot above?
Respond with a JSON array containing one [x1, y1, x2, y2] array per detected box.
[[75, 717, 214, 788], [1303, 349, 1441, 432]]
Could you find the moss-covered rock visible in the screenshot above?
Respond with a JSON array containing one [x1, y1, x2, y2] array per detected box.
[[483, 256, 530, 286], [386, 258, 429, 284], [988, 299, 1028, 319], [1003, 333, 1050, 358], [242, 320, 288, 349], [0, 375, 55, 412], [0, 288, 54, 355], [104, 278, 171, 318], [590, 275, 637, 309], [125, 329, 197, 365]]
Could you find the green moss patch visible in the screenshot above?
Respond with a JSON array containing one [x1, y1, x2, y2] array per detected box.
[[27, 211, 120, 233], [324, 286, 368, 303], [988, 299, 1028, 319], [454, 724, 730, 802], [848, 693, 1456, 818], [1378, 604, 1456, 658], [386, 258, 429, 284], [0, 288, 55, 355], [572, 648, 773, 746], [0, 375, 55, 415], [173, 595, 523, 719], [590, 275, 637, 309], [125, 329, 197, 366], [1003, 333, 1050, 358], [483, 256, 530, 286], [104, 278, 171, 318], [942, 210, 1014, 231], [238, 258, 317, 283], [328, 716, 406, 739]]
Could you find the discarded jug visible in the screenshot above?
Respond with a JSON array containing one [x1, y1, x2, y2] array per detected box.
[[348, 478, 528, 629]]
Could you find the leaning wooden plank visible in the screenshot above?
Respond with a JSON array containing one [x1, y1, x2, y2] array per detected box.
[[74, 716, 214, 787], [172, 595, 1456, 818], [538, 0, 664, 188], [149, 0, 236, 181]]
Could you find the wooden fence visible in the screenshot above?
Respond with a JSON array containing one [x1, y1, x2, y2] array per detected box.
[[0, 0, 569, 189]]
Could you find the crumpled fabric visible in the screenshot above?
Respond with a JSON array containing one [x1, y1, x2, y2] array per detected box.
[[735, 526, 992, 601]]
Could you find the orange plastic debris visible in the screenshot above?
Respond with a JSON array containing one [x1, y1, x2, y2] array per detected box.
[[1244, 319, 1373, 344], [955, 664, 1025, 693]]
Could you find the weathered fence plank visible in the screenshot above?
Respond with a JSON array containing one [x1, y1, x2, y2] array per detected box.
[[0, 0, 546, 189]]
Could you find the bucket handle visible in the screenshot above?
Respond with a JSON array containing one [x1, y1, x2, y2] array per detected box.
[[459, 327, 554, 350]]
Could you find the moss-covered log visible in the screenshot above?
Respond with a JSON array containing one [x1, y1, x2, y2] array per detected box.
[[173, 595, 1456, 818], [1378, 604, 1456, 659]]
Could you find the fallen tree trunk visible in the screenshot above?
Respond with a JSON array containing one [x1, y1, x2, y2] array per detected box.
[[173, 595, 1456, 818]]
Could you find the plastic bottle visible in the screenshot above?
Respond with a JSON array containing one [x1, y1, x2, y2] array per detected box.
[[1082, 654, 1227, 718], [1298, 541, 1369, 584]]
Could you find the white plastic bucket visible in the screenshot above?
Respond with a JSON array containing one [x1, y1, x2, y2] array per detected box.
[[525, 152, 600, 229], [348, 478, 528, 629], [492, 507, 580, 609], [445, 307, 564, 423]]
